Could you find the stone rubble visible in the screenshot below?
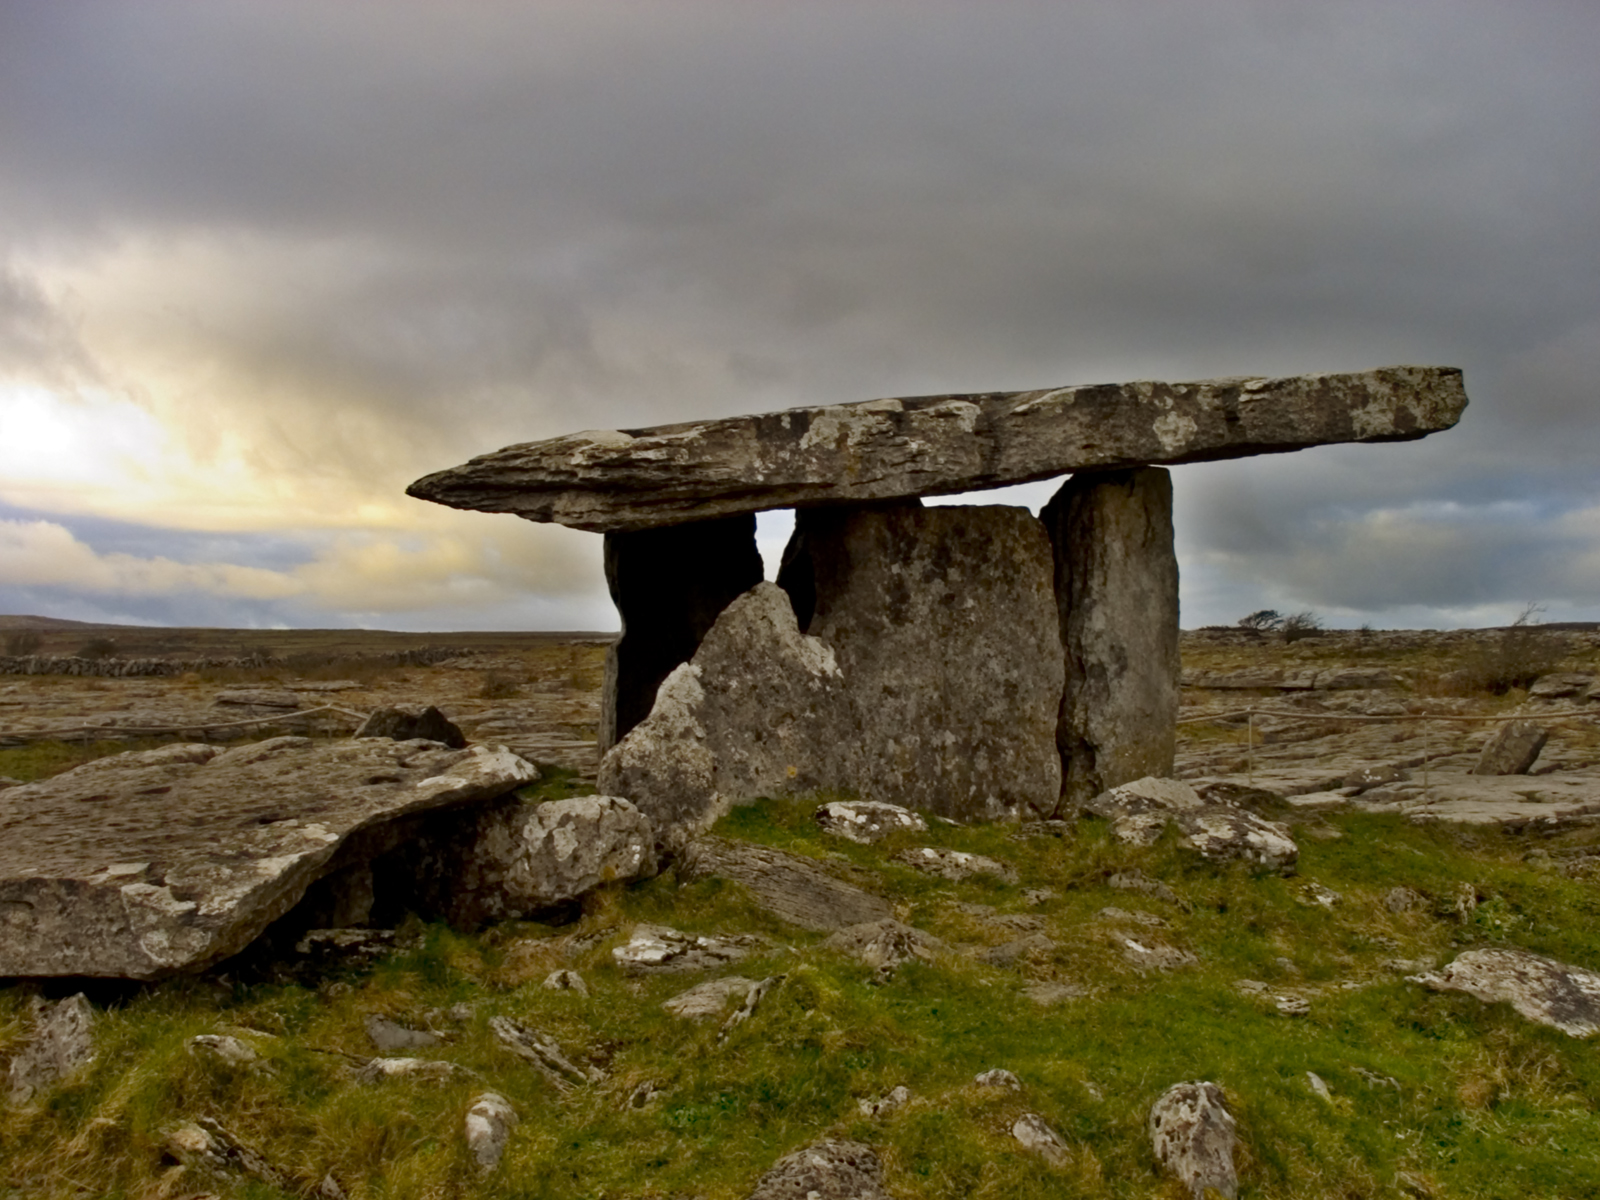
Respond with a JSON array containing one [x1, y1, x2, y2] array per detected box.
[[892, 846, 1018, 883], [814, 799, 928, 843], [6, 994, 96, 1105], [611, 924, 770, 975], [1148, 1081, 1239, 1200], [1410, 948, 1600, 1037]]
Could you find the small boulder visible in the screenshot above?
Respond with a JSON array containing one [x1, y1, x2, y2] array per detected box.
[[974, 1067, 1022, 1090], [6, 994, 96, 1105], [354, 1057, 465, 1085], [1529, 672, 1594, 700], [1148, 1081, 1239, 1200], [612, 924, 770, 975], [1471, 721, 1548, 776], [663, 976, 759, 1021], [679, 836, 892, 932], [542, 969, 589, 997], [364, 1015, 441, 1053], [822, 919, 944, 976], [892, 846, 1017, 883], [745, 1138, 892, 1200], [1384, 886, 1426, 913], [857, 1085, 911, 1117], [1012, 1112, 1071, 1167], [355, 704, 468, 749], [1410, 948, 1600, 1037], [815, 799, 927, 843], [465, 1092, 518, 1172], [187, 1034, 262, 1068]]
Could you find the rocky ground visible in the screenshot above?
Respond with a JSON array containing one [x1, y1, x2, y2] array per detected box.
[[3, 621, 1600, 1198]]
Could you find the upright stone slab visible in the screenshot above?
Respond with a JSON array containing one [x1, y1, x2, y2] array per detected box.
[[780, 502, 1063, 821], [600, 514, 764, 751], [1042, 468, 1179, 810]]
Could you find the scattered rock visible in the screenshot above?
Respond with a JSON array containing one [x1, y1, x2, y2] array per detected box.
[[489, 1016, 600, 1088], [6, 994, 96, 1105], [364, 1015, 441, 1053], [976, 933, 1058, 967], [213, 688, 301, 710], [678, 836, 891, 932], [663, 976, 760, 1021], [1298, 882, 1342, 909], [354, 704, 468, 748], [464, 1092, 518, 1172], [719, 974, 782, 1040], [1275, 995, 1311, 1017], [892, 846, 1017, 883], [857, 1085, 911, 1117], [1410, 948, 1600, 1037], [1097, 906, 1167, 928], [1148, 1081, 1239, 1200], [1011, 820, 1073, 840], [1306, 1071, 1333, 1102], [1022, 887, 1060, 906], [1471, 721, 1548, 776], [1012, 1111, 1072, 1167], [1529, 673, 1594, 700], [1120, 937, 1198, 972], [542, 969, 589, 997], [354, 1057, 465, 1085], [611, 925, 769, 975], [974, 1067, 1022, 1089], [822, 919, 944, 976], [166, 1117, 294, 1189], [1344, 765, 1411, 792], [1107, 869, 1187, 909], [0, 738, 538, 979], [1176, 808, 1298, 873], [187, 1034, 262, 1068], [406, 793, 656, 929], [1384, 886, 1426, 913], [1085, 775, 1204, 821], [814, 800, 927, 843], [744, 1137, 892, 1200]]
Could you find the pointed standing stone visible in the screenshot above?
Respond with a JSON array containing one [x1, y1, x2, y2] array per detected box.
[[599, 514, 763, 751], [1043, 468, 1180, 810]]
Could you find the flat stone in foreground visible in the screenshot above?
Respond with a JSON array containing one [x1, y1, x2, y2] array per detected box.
[[0, 737, 539, 979], [408, 366, 1467, 532]]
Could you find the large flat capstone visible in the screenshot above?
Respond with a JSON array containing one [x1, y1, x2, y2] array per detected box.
[[0, 737, 539, 979], [408, 366, 1466, 532]]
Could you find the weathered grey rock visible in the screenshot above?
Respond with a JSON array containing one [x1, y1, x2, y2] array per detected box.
[[778, 503, 1063, 821], [166, 1117, 295, 1189], [663, 976, 759, 1021], [1148, 1081, 1239, 1200], [409, 366, 1467, 532], [6, 994, 95, 1104], [465, 1092, 518, 1173], [1120, 936, 1199, 972], [542, 969, 588, 997], [611, 924, 769, 975], [489, 1016, 599, 1088], [718, 973, 782, 1040], [405, 794, 656, 929], [1086, 777, 1297, 871], [599, 514, 764, 750], [364, 1015, 441, 1053], [745, 1138, 892, 1200], [1529, 672, 1595, 700], [1012, 1112, 1071, 1167], [815, 799, 927, 843], [1108, 869, 1187, 910], [1472, 721, 1548, 775], [892, 846, 1018, 883], [354, 704, 467, 749], [1177, 808, 1298, 873], [187, 1034, 262, 1068], [0, 737, 538, 978], [598, 584, 845, 849], [822, 919, 945, 974], [1043, 467, 1179, 809], [857, 1084, 911, 1117], [1384, 886, 1426, 913], [1410, 948, 1600, 1036], [974, 1068, 1022, 1090], [354, 1057, 466, 1085], [976, 932, 1058, 967], [1097, 906, 1168, 928], [679, 836, 892, 932], [213, 688, 301, 709]]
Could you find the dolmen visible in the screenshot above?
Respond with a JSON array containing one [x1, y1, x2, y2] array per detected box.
[[411, 366, 1467, 845]]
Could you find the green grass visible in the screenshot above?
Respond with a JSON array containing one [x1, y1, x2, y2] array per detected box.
[[5, 801, 1600, 1198]]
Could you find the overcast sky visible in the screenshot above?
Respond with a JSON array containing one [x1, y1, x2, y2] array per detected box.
[[2, 1, 1597, 632]]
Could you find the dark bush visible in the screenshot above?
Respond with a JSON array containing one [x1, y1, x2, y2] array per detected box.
[[1281, 611, 1324, 643], [75, 637, 119, 660], [1449, 606, 1565, 695], [1237, 609, 1283, 632]]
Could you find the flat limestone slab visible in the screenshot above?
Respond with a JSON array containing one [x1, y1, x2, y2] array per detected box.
[[0, 737, 539, 979], [408, 366, 1466, 532]]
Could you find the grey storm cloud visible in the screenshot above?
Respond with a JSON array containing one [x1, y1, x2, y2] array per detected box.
[[0, 0, 1597, 629]]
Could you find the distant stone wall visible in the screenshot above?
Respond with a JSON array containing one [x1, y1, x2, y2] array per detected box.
[[0, 646, 477, 678]]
